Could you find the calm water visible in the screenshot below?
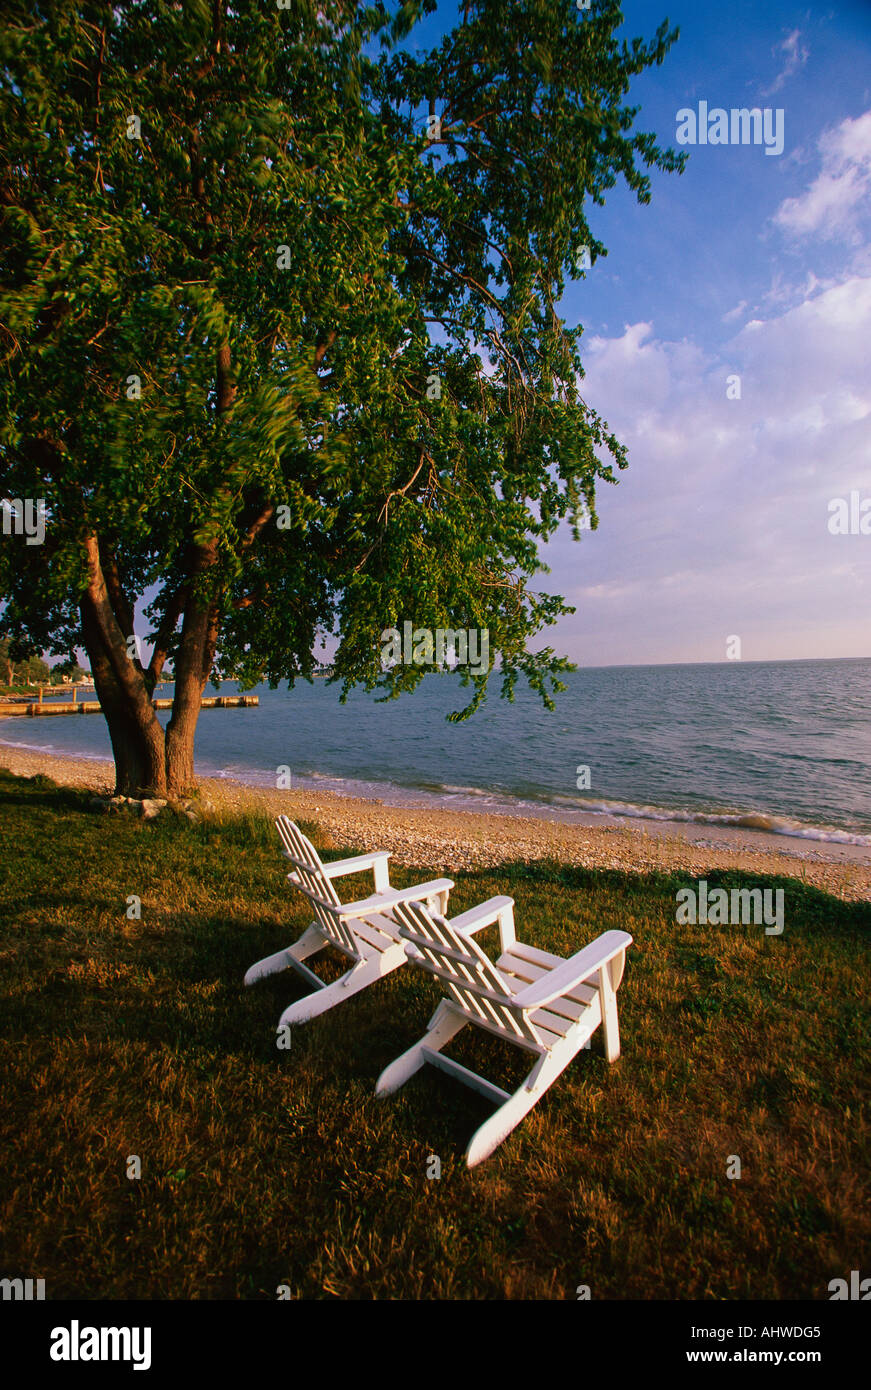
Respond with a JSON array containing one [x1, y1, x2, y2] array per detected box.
[[3, 659, 871, 845]]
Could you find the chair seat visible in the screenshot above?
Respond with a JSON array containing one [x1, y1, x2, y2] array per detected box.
[[497, 947, 600, 1043], [497, 945, 600, 1009], [376, 897, 632, 1166], [344, 912, 405, 956]]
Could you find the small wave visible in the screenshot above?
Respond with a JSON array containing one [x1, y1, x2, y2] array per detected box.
[[568, 797, 871, 845], [206, 764, 871, 844], [438, 783, 500, 798], [0, 735, 110, 763]]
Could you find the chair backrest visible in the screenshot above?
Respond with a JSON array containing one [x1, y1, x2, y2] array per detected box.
[[392, 900, 543, 1047], [275, 817, 358, 957]]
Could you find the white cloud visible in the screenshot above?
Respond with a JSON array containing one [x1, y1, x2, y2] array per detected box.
[[773, 110, 871, 242], [722, 299, 747, 323], [764, 28, 809, 96], [759, 268, 837, 314], [544, 275, 871, 663]]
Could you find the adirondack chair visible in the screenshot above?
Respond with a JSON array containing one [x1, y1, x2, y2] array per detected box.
[[244, 817, 454, 1028], [376, 896, 632, 1167]]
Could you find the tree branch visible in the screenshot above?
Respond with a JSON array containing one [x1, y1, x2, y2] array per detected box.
[[147, 581, 190, 685], [82, 534, 157, 718]]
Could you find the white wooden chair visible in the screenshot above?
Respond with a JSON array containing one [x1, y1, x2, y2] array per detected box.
[[244, 817, 453, 1028], [376, 896, 632, 1166]]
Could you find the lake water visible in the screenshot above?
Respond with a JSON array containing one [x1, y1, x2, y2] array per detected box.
[[3, 658, 871, 846]]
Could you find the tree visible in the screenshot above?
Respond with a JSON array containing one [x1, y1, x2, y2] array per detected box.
[[17, 653, 50, 685], [51, 657, 89, 683], [0, 633, 48, 685], [0, 0, 684, 798]]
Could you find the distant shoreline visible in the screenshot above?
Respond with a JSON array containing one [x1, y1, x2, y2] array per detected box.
[[3, 739, 869, 902]]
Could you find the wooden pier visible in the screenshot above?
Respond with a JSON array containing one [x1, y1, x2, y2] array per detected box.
[[0, 689, 259, 717]]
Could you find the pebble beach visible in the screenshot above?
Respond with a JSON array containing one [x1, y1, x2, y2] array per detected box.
[[3, 739, 869, 903]]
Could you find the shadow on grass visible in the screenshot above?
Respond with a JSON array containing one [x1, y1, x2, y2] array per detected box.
[[0, 775, 88, 814], [2, 768, 870, 1297], [456, 854, 871, 944]]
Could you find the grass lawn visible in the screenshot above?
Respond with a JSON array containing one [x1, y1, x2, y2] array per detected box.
[[1, 767, 868, 1299]]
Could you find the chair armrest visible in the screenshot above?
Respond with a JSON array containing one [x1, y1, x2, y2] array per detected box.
[[321, 851, 392, 878], [338, 879, 454, 919], [322, 845, 394, 889], [450, 896, 516, 944], [513, 931, 633, 1011]]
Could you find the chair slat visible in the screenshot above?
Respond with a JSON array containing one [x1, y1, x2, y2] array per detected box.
[[394, 901, 543, 1047], [497, 952, 598, 1020], [277, 816, 342, 907], [347, 916, 401, 956], [503, 940, 565, 970]]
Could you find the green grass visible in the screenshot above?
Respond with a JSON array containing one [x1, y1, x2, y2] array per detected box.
[[0, 767, 868, 1299], [0, 683, 80, 696]]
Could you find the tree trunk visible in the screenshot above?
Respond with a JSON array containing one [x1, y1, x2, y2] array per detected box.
[[164, 584, 219, 799], [80, 595, 167, 798], [74, 322, 233, 800], [105, 707, 167, 799], [164, 714, 198, 797]]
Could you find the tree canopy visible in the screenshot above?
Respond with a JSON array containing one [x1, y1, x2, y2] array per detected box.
[[0, 0, 684, 795]]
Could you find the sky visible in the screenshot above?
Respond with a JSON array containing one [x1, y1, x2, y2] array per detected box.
[[419, 0, 871, 666], [34, 0, 871, 675]]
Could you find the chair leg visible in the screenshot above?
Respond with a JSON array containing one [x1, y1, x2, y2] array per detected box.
[[597, 965, 621, 1062], [277, 971, 359, 1027], [289, 924, 330, 964], [277, 944, 408, 1029], [465, 1039, 585, 1168], [465, 1084, 546, 1168], [375, 1001, 467, 1096], [244, 924, 324, 985]]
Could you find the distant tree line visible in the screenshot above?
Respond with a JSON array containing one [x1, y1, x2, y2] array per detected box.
[[0, 636, 88, 687]]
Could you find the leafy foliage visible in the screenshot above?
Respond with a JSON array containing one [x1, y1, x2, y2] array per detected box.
[[0, 0, 684, 726]]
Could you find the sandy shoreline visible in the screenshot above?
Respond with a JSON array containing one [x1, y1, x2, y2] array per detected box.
[[2, 739, 869, 902]]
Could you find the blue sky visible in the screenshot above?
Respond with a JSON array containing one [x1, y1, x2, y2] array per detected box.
[[415, 0, 871, 665], [539, 0, 871, 664]]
